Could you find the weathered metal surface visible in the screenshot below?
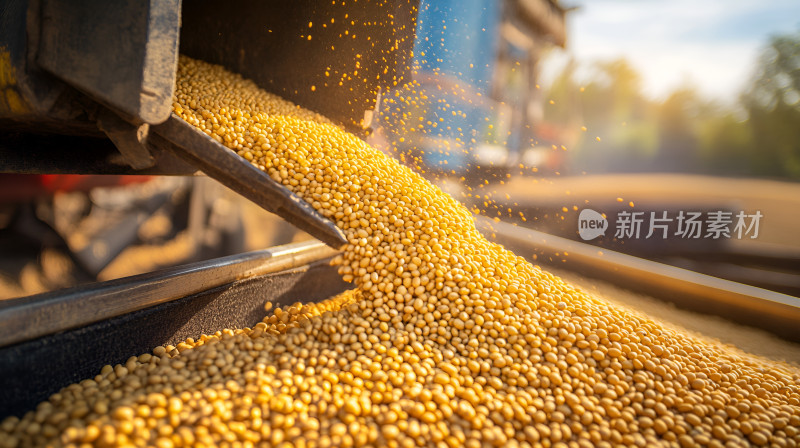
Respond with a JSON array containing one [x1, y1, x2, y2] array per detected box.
[[0, 114, 348, 249], [0, 240, 340, 349], [151, 114, 347, 249], [0, 0, 66, 117], [97, 109, 156, 170], [4, 0, 419, 133], [179, 0, 419, 131], [37, 0, 180, 125], [0, 241, 348, 419]]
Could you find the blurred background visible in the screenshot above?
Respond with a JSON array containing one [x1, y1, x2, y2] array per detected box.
[[0, 175, 311, 298], [1, 0, 798, 299], [369, 0, 800, 296], [541, 1, 800, 179]]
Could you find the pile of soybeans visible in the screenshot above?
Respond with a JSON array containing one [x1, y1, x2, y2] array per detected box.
[[2, 56, 799, 448]]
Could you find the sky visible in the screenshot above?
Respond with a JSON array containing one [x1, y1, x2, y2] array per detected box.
[[540, 0, 800, 103]]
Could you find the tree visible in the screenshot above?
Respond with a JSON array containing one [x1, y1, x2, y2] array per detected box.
[[557, 58, 657, 172], [741, 29, 800, 179], [696, 112, 752, 176], [655, 87, 703, 172]]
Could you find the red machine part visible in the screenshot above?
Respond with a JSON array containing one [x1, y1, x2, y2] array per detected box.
[[0, 174, 153, 203]]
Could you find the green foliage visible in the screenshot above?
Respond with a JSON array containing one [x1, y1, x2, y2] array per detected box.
[[543, 29, 800, 180], [741, 30, 800, 178], [697, 113, 754, 176], [546, 58, 658, 172], [745, 32, 800, 111]]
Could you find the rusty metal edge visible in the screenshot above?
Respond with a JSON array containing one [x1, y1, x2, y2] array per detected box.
[[0, 240, 339, 348], [151, 114, 347, 249]]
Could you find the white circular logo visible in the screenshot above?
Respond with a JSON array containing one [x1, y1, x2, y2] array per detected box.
[[578, 209, 608, 240]]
